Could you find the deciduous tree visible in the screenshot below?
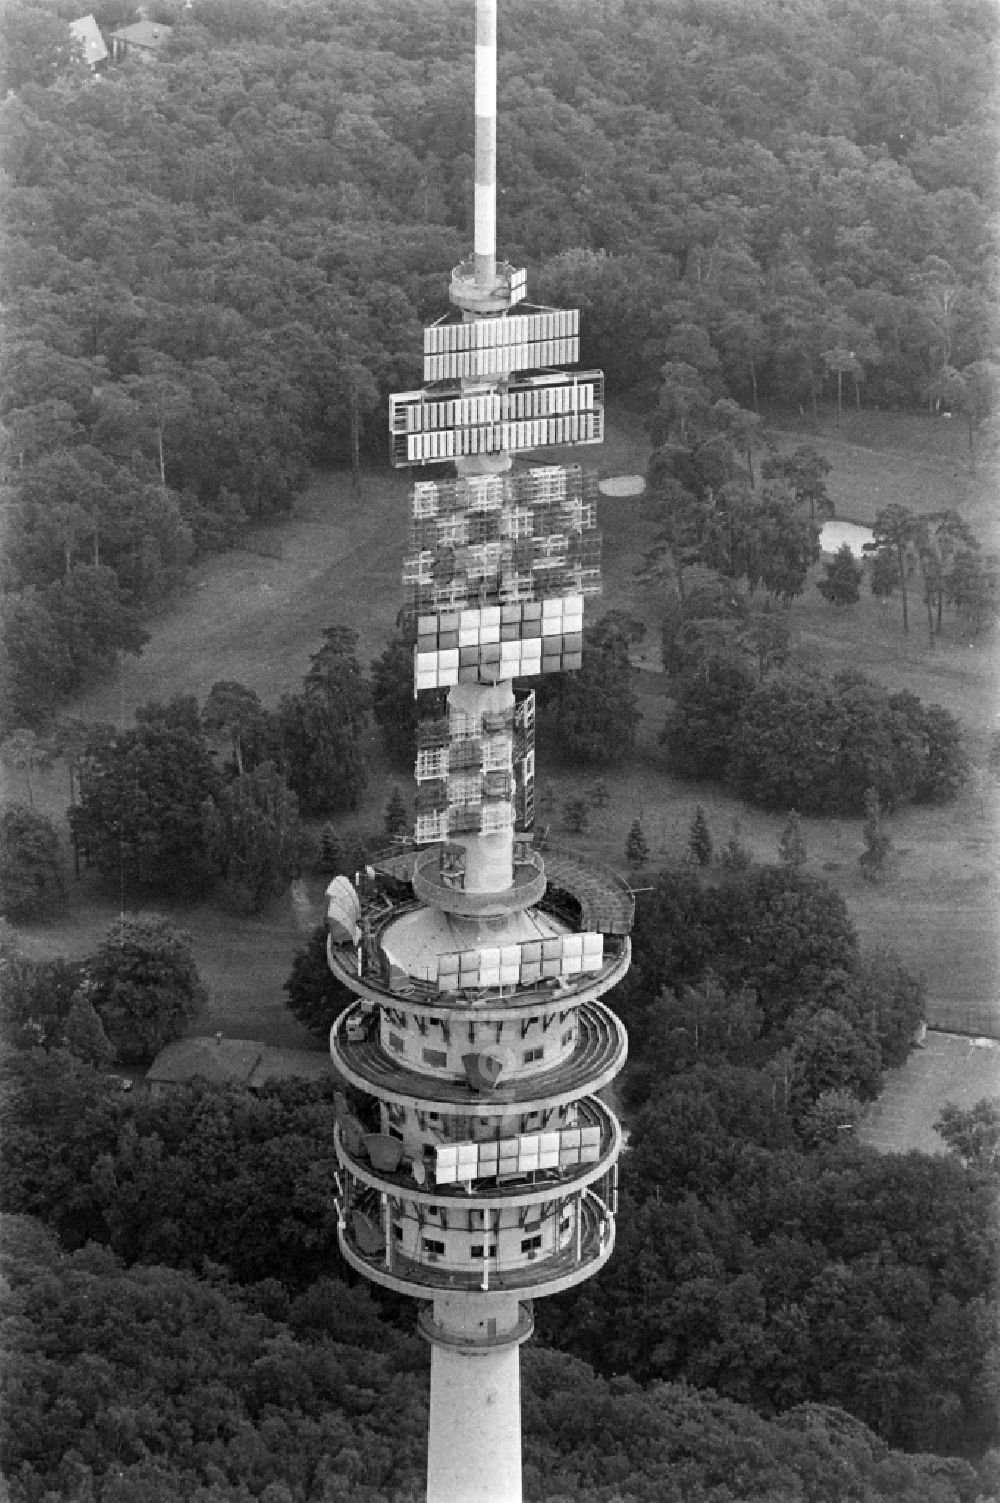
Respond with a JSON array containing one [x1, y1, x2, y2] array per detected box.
[[935, 1098, 1000, 1173], [535, 614, 641, 766], [87, 913, 207, 1067], [0, 728, 53, 808], [859, 786, 892, 883], [275, 690, 368, 814], [284, 923, 356, 1038], [202, 680, 271, 775], [202, 761, 304, 911], [70, 705, 219, 896], [0, 951, 84, 1050], [0, 804, 65, 921], [763, 445, 833, 523]]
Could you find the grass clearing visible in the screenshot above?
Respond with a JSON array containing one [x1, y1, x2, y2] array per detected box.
[[858, 1033, 1000, 1155], [4, 406, 997, 1059]]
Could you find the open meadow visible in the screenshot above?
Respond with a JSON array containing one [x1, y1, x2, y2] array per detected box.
[[5, 408, 999, 1095]]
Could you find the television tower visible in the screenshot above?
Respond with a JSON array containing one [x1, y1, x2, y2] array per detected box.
[[328, 4, 631, 1499]]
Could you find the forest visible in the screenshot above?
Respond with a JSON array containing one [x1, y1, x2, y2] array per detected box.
[[1, 0, 997, 723], [1, 0, 998, 1498]]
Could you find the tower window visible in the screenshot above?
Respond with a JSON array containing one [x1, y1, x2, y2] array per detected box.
[[520, 1234, 542, 1254], [422, 1238, 445, 1256], [422, 1046, 448, 1067], [523, 1046, 544, 1064], [389, 1032, 404, 1052]]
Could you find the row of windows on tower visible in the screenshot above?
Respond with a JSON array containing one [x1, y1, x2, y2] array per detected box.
[[423, 309, 579, 355], [392, 380, 601, 437], [423, 339, 581, 383], [388, 1039, 562, 1066], [397, 411, 604, 465], [415, 1235, 547, 1257]]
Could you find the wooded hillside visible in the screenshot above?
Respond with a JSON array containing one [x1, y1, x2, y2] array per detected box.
[[2, 0, 996, 721]]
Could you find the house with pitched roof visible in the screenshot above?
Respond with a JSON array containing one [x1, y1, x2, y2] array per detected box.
[[145, 1034, 333, 1098], [108, 19, 172, 62]]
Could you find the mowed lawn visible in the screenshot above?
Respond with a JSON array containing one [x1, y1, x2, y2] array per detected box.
[[858, 1032, 1000, 1155], [5, 406, 998, 1057]]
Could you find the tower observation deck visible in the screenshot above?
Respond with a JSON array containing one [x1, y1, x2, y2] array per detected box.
[[327, 4, 630, 1499]]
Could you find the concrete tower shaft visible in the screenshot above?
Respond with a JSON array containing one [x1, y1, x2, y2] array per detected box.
[[333, 3, 628, 1499]]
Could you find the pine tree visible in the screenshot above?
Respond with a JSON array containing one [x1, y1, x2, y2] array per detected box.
[[562, 796, 589, 834], [688, 804, 713, 866], [319, 823, 343, 876], [778, 810, 807, 868], [63, 990, 115, 1069], [626, 818, 649, 867], [859, 786, 892, 882], [720, 819, 752, 872], [383, 785, 409, 841], [818, 543, 863, 606], [721, 831, 753, 871]]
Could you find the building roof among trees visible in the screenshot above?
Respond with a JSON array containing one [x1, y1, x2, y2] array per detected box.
[[146, 1036, 332, 1089], [69, 15, 107, 67], [249, 1045, 334, 1088], [146, 1036, 262, 1087], [108, 20, 172, 51]]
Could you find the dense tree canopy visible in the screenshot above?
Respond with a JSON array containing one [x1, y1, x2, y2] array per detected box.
[[663, 655, 968, 815], [70, 697, 220, 894], [2, 0, 995, 722], [536, 860, 993, 1457], [1, 0, 997, 1489], [1, 1211, 991, 1502]]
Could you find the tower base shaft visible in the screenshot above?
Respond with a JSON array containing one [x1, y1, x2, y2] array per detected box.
[[427, 1341, 522, 1503], [425, 1292, 526, 1503]]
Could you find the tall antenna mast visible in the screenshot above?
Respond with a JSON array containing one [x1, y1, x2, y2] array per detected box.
[[329, 4, 631, 1499], [474, 0, 497, 289]]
